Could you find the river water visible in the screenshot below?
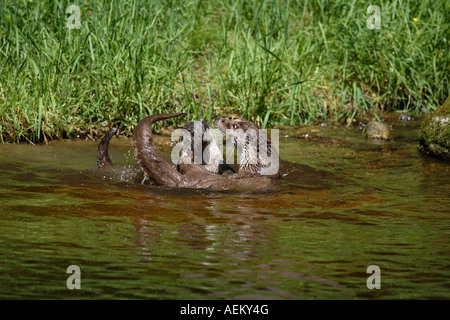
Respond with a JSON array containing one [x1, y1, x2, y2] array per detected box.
[[0, 120, 448, 299]]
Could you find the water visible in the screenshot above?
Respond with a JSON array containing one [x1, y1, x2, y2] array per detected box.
[[0, 121, 449, 299]]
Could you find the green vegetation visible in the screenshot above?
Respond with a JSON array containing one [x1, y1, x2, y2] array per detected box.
[[0, 0, 448, 143], [419, 95, 449, 160]]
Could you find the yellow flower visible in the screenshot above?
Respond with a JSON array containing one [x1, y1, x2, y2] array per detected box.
[[413, 17, 418, 22]]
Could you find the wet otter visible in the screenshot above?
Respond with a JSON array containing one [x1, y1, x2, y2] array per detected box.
[[97, 120, 233, 175], [178, 121, 234, 175], [96, 113, 277, 192], [97, 126, 155, 185], [97, 127, 119, 168], [133, 113, 277, 192], [217, 118, 280, 178]]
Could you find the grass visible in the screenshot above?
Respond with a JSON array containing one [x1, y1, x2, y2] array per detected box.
[[0, 0, 448, 143]]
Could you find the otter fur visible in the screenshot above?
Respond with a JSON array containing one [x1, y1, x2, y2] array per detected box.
[[217, 118, 280, 178], [97, 127, 119, 168], [178, 121, 234, 175], [133, 113, 277, 192]]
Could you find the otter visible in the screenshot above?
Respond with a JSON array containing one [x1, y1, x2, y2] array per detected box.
[[217, 118, 280, 178], [96, 115, 339, 192], [97, 120, 234, 175], [97, 127, 119, 168], [97, 126, 155, 185], [178, 121, 234, 175], [132, 112, 277, 192]]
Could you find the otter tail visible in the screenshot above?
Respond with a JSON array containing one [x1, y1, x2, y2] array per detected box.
[[97, 127, 119, 168], [133, 112, 187, 187]]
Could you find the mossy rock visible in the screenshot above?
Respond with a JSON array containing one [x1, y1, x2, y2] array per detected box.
[[363, 121, 390, 140], [418, 96, 450, 160]]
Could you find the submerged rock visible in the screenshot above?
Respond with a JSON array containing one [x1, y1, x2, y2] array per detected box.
[[419, 96, 450, 160], [363, 121, 390, 140]]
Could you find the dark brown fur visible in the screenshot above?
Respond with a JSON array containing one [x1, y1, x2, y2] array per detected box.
[[97, 127, 119, 168]]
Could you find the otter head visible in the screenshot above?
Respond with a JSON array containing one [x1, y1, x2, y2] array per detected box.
[[217, 118, 260, 148], [217, 118, 259, 132], [217, 117, 280, 177]]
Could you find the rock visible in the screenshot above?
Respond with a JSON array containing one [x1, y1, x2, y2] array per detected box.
[[363, 121, 390, 140], [419, 96, 450, 160]]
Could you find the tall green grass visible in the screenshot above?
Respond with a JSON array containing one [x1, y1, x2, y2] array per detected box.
[[0, 0, 448, 143]]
